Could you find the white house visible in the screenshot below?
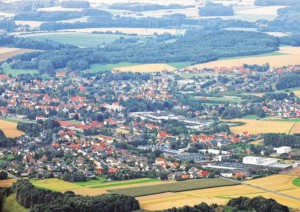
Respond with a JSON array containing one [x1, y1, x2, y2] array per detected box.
[[274, 146, 292, 154], [243, 156, 262, 165]]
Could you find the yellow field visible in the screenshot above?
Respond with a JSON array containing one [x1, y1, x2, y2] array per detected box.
[[138, 175, 300, 210], [289, 122, 300, 135], [31, 178, 172, 196], [0, 48, 37, 62], [116, 63, 177, 73], [32, 179, 82, 192], [246, 175, 296, 191], [15, 21, 43, 28], [0, 120, 24, 138], [227, 119, 294, 134], [60, 28, 185, 35], [190, 47, 300, 69], [0, 179, 17, 188], [235, 6, 286, 16]]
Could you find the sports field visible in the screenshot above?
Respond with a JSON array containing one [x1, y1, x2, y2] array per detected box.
[[0, 120, 25, 138]]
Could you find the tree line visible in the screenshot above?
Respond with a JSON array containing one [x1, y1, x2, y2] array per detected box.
[[10, 179, 140, 212], [263, 133, 300, 148], [108, 3, 190, 12], [161, 196, 289, 212], [199, 3, 234, 17]]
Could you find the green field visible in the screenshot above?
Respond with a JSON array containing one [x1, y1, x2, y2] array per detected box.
[[242, 115, 261, 120], [2, 64, 38, 77], [74, 177, 106, 186], [90, 178, 158, 189], [109, 178, 239, 197], [198, 96, 242, 103], [292, 177, 300, 187], [23, 33, 148, 48], [167, 62, 192, 69], [86, 62, 139, 73], [2, 194, 29, 212]]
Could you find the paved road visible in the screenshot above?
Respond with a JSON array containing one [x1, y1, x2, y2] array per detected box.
[[222, 177, 300, 202]]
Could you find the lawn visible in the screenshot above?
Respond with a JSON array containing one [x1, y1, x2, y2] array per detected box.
[[292, 177, 300, 187], [109, 178, 239, 197], [2, 194, 29, 212], [23, 32, 147, 48], [86, 62, 139, 73], [198, 96, 242, 103], [2, 64, 38, 77]]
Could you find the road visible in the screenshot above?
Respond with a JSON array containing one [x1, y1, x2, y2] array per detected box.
[[222, 177, 300, 202]]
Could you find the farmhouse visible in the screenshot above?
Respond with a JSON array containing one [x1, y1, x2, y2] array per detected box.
[[274, 146, 292, 154]]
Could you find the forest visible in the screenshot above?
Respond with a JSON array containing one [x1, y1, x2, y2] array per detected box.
[[198, 3, 234, 16], [0, 35, 76, 50], [263, 133, 300, 148], [61, 1, 90, 8], [14, 9, 112, 22], [108, 3, 190, 12], [276, 72, 300, 90], [255, 0, 299, 6], [9, 179, 140, 212], [7, 30, 279, 76]]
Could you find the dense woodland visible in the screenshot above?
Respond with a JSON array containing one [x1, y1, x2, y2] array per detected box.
[[263, 133, 300, 148], [276, 71, 300, 90], [0, 35, 76, 50], [61, 1, 90, 8], [108, 3, 190, 12], [255, 0, 299, 6], [7, 30, 279, 75], [10, 180, 140, 212], [198, 3, 234, 17], [161, 196, 289, 212], [14, 9, 112, 22]]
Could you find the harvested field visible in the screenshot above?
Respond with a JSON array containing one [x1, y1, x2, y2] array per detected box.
[[15, 21, 43, 28], [289, 167, 300, 176], [190, 47, 300, 69], [289, 122, 300, 135], [246, 175, 297, 191], [60, 28, 185, 35], [32, 179, 82, 192], [0, 120, 24, 138], [0, 48, 36, 62], [138, 175, 300, 210], [227, 118, 295, 134], [0, 179, 17, 188], [109, 178, 239, 197], [116, 63, 177, 73]]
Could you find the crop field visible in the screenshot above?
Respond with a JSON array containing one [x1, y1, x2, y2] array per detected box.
[[227, 118, 295, 134], [2, 64, 38, 77], [289, 122, 300, 135], [289, 167, 300, 176], [2, 194, 29, 212], [15, 21, 43, 28], [0, 120, 25, 138], [116, 63, 177, 73], [0, 179, 17, 188], [60, 28, 185, 35], [190, 47, 300, 70], [0, 48, 36, 62], [138, 175, 300, 210], [247, 175, 297, 191], [32, 178, 82, 192], [22, 32, 145, 48], [86, 63, 139, 73], [292, 177, 300, 187], [198, 96, 242, 103], [109, 178, 239, 197]]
